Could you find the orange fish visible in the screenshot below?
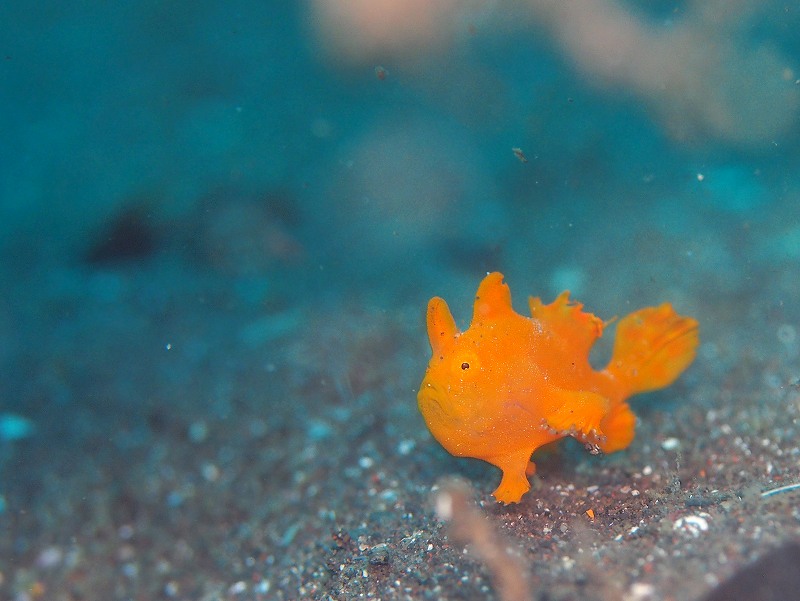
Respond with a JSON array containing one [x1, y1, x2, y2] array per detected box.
[[418, 272, 699, 504]]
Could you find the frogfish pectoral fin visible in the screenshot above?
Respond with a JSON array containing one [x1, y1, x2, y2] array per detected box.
[[598, 401, 636, 453], [542, 388, 611, 442], [486, 448, 534, 504]]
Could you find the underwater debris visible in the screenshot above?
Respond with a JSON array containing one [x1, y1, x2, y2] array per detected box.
[[760, 482, 800, 498], [673, 514, 710, 539], [434, 478, 533, 601]]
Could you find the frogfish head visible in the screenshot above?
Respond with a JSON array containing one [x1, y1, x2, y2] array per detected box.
[[418, 354, 491, 455], [418, 281, 516, 454]]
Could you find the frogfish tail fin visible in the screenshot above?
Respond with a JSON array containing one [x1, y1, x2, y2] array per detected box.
[[605, 303, 699, 397]]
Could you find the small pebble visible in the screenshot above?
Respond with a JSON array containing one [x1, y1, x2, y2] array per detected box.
[[673, 514, 710, 538], [368, 543, 391, 566], [36, 546, 63, 568], [626, 582, 656, 601], [188, 421, 208, 443], [397, 439, 415, 455], [661, 437, 681, 451]]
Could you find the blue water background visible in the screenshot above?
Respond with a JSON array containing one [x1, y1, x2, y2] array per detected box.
[[2, 0, 800, 577]]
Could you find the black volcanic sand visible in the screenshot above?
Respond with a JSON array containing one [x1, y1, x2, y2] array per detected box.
[[3, 199, 800, 601]]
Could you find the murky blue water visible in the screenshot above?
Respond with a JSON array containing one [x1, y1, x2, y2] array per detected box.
[[2, 2, 800, 598]]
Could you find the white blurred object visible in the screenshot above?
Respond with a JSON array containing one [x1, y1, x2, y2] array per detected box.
[[309, 0, 493, 61], [309, 0, 798, 147]]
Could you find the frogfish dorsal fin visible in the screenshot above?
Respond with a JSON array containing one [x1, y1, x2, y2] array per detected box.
[[528, 291, 604, 357], [472, 272, 513, 323]]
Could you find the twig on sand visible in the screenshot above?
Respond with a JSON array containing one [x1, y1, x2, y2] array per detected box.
[[434, 478, 533, 601]]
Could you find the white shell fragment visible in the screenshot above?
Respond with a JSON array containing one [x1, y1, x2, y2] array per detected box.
[[673, 513, 710, 538]]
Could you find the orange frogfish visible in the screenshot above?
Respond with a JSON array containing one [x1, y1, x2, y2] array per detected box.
[[418, 272, 699, 504]]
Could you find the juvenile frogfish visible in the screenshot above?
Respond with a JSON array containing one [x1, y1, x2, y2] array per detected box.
[[418, 272, 699, 504]]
